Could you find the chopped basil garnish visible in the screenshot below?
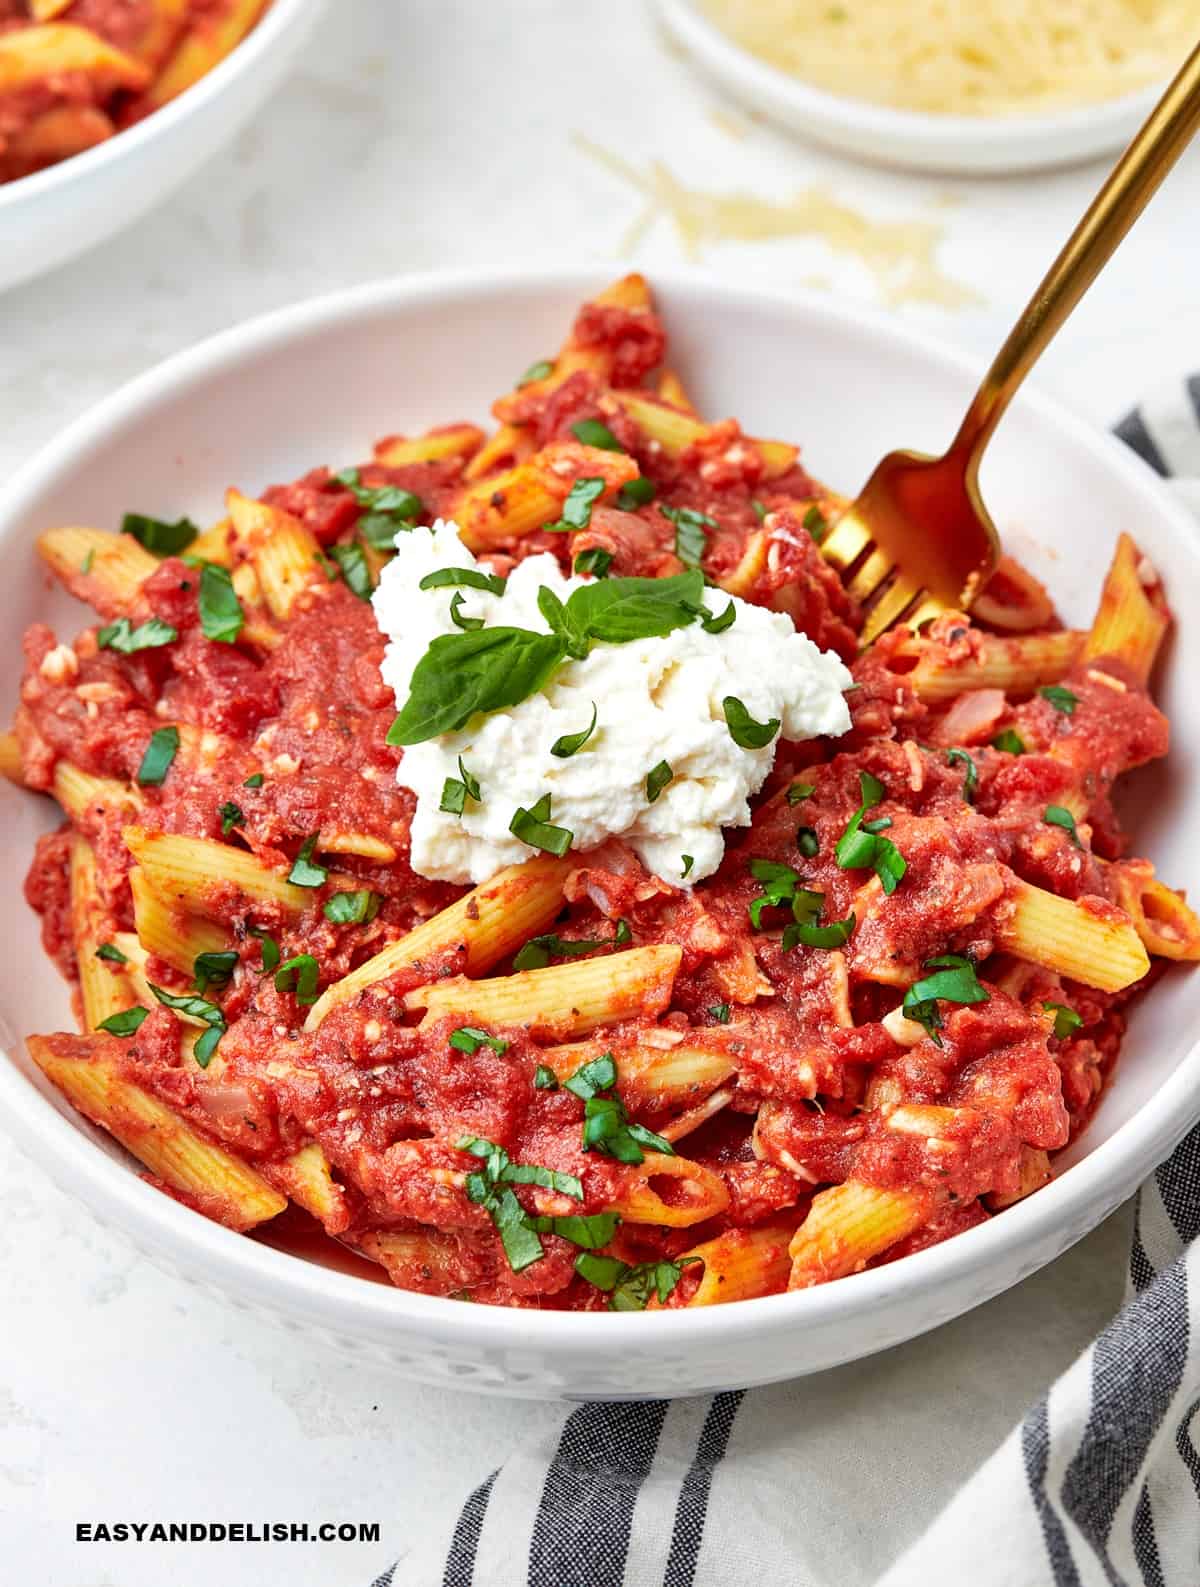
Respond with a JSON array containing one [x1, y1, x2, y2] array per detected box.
[[449, 1026, 509, 1056], [751, 499, 767, 522], [386, 572, 708, 744], [547, 476, 606, 533], [698, 599, 736, 634], [991, 729, 1025, 755], [449, 591, 484, 631], [218, 800, 244, 836], [1039, 685, 1079, 715], [419, 567, 506, 596], [198, 563, 244, 644], [122, 513, 199, 556], [534, 1064, 559, 1090], [95, 942, 128, 964], [563, 1053, 674, 1164], [518, 358, 554, 386], [1044, 1000, 1083, 1040], [440, 757, 482, 814], [747, 857, 804, 929], [646, 760, 673, 803], [616, 476, 656, 511], [513, 919, 629, 972], [660, 504, 715, 569], [946, 748, 978, 802], [458, 1134, 583, 1273], [574, 1251, 697, 1310], [902, 954, 988, 1047], [1044, 804, 1081, 847], [570, 418, 623, 452], [334, 468, 423, 550], [681, 854, 694, 878], [323, 889, 381, 924], [574, 547, 613, 578], [787, 782, 816, 804], [525, 1211, 620, 1249], [551, 703, 597, 759], [835, 771, 906, 895], [97, 616, 177, 654], [81, 548, 94, 575], [509, 794, 573, 857], [783, 910, 856, 950], [457, 758, 481, 800], [329, 543, 372, 601], [137, 726, 179, 787], [149, 983, 226, 1065], [723, 696, 780, 750], [243, 773, 264, 788], [708, 1002, 731, 1023], [193, 950, 238, 994], [248, 926, 279, 973], [274, 953, 320, 1005], [803, 504, 828, 542], [796, 825, 819, 857], [287, 835, 327, 887], [96, 1006, 148, 1036]]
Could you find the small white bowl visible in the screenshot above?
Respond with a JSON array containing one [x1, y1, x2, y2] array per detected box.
[[656, 0, 1164, 175], [2, 267, 1199, 1398], [0, 0, 324, 293]]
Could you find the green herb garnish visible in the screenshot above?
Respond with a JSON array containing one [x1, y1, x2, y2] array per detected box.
[[570, 419, 623, 451], [122, 513, 199, 556], [1039, 685, 1079, 716], [323, 890, 381, 924], [646, 761, 673, 803], [198, 563, 244, 643], [723, 696, 780, 750], [96, 1006, 149, 1036], [449, 1026, 509, 1056], [287, 835, 327, 887], [97, 616, 177, 654], [510, 793, 573, 857], [149, 983, 226, 1065], [419, 567, 506, 596], [274, 953, 320, 1005], [1044, 805, 1081, 847], [551, 703, 598, 759], [946, 748, 978, 802], [902, 954, 988, 1047], [1043, 1001, 1083, 1040], [616, 476, 656, 511], [137, 726, 179, 787]]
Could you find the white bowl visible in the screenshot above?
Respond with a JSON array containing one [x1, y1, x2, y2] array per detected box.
[[2, 267, 1198, 1399], [0, 0, 324, 293], [656, 0, 1163, 175]]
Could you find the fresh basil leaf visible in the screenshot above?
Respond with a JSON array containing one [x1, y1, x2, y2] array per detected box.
[[570, 418, 623, 451], [248, 926, 279, 973], [1039, 685, 1078, 715], [708, 1002, 731, 1023], [751, 499, 767, 522], [698, 599, 736, 634], [95, 942, 128, 964], [335, 468, 423, 549], [563, 1053, 618, 1099], [835, 772, 905, 894], [122, 513, 198, 556], [946, 748, 978, 802], [513, 922, 626, 972], [551, 702, 597, 758], [645, 760, 673, 803], [1044, 804, 1081, 847], [787, 782, 816, 804], [573, 547, 613, 578], [243, 773, 264, 788], [546, 476, 606, 532], [616, 476, 656, 511], [902, 954, 988, 1046], [323, 889, 380, 924], [449, 591, 484, 631], [288, 835, 327, 887], [387, 627, 566, 745], [518, 358, 554, 386], [97, 616, 177, 654], [796, 825, 819, 857], [198, 563, 244, 644], [329, 543, 372, 601], [803, 504, 828, 542], [509, 794, 573, 857], [274, 953, 321, 1004], [193, 950, 238, 994], [782, 911, 856, 950], [97, 1006, 148, 1036], [457, 757, 481, 800], [536, 585, 588, 659], [524, 1212, 620, 1249], [137, 726, 179, 787], [449, 1026, 509, 1056], [149, 983, 226, 1065], [991, 729, 1025, 755], [218, 801, 244, 836], [419, 567, 506, 596], [534, 1065, 559, 1090], [1043, 1000, 1083, 1040], [489, 1186, 545, 1272], [563, 570, 705, 646], [723, 696, 780, 750], [681, 854, 694, 877], [574, 1252, 695, 1309], [660, 504, 714, 570], [81, 548, 95, 574], [440, 778, 468, 814]]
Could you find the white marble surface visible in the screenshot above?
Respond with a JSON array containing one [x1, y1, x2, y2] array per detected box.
[[3, 3, 1199, 1583]]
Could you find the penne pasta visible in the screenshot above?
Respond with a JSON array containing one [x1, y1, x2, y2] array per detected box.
[[265, 1142, 352, 1234], [28, 1034, 285, 1232], [892, 629, 1086, 703], [226, 489, 325, 619], [788, 1183, 935, 1288], [537, 1038, 737, 1110], [0, 730, 22, 783], [0, 23, 149, 93], [37, 526, 158, 616], [449, 443, 638, 551], [986, 1146, 1052, 1211], [123, 825, 312, 917], [995, 878, 1151, 993], [129, 865, 229, 976], [1082, 532, 1170, 686], [318, 831, 398, 864], [607, 1151, 730, 1227], [141, 0, 266, 107], [662, 1219, 799, 1307], [1105, 860, 1200, 962], [71, 835, 136, 1031], [374, 424, 486, 467]]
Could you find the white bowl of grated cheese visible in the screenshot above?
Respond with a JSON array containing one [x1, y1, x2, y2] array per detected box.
[[656, 0, 1177, 175], [2, 267, 1200, 1397]]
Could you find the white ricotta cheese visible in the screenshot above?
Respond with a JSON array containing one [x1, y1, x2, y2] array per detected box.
[[374, 520, 853, 886]]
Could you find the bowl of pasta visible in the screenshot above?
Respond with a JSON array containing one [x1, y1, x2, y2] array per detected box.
[[0, 0, 324, 293], [656, 0, 1191, 174], [2, 266, 1199, 1399]]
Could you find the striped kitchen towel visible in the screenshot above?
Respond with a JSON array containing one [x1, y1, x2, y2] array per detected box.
[[371, 380, 1200, 1587]]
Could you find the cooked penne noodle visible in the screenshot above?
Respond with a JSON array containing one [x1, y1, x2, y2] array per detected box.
[[187, 519, 235, 565], [141, 0, 265, 107], [318, 831, 398, 864], [788, 1183, 934, 1288], [124, 825, 312, 917], [359, 1228, 477, 1292], [608, 1151, 729, 1227], [987, 1146, 1052, 1211], [450, 444, 638, 550], [71, 835, 136, 1031], [304, 857, 571, 1030], [265, 1142, 352, 1233], [37, 526, 157, 616], [461, 423, 534, 481], [537, 1038, 737, 1109], [374, 424, 486, 467], [129, 865, 229, 975], [54, 759, 141, 821], [5, 104, 113, 171], [406, 945, 684, 1039], [655, 369, 698, 414], [1105, 860, 1200, 962], [995, 879, 1150, 993], [664, 1219, 799, 1307], [28, 1034, 285, 1232], [658, 1084, 738, 1144], [893, 629, 1086, 703], [226, 489, 325, 619], [1082, 532, 1169, 686], [0, 730, 22, 783], [0, 23, 149, 93]]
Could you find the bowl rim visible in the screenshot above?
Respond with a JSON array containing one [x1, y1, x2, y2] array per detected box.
[[655, 0, 1165, 147], [0, 0, 319, 215], [2, 262, 1198, 1355]]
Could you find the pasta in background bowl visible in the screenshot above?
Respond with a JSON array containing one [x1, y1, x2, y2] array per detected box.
[[1, 268, 1199, 1397]]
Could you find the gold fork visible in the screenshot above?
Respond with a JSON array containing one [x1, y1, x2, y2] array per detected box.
[[822, 38, 1200, 647]]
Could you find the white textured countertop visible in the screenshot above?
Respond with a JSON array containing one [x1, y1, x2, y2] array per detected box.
[[3, 3, 1198, 1583]]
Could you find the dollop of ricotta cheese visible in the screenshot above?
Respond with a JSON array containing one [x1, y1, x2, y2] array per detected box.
[[374, 520, 853, 886]]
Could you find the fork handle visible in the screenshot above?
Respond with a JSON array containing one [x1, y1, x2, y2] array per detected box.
[[950, 37, 1200, 466]]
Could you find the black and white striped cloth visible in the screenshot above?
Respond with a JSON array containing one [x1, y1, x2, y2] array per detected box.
[[371, 386, 1200, 1587]]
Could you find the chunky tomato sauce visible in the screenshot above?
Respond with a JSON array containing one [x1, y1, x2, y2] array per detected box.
[[13, 282, 1182, 1310]]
